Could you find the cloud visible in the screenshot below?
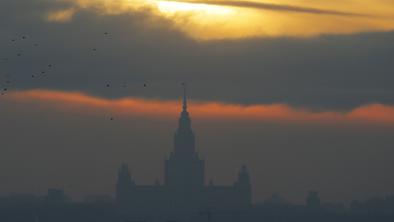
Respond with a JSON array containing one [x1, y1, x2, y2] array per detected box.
[[47, 8, 77, 22], [1, 0, 394, 110], [171, 0, 370, 17], [39, 0, 394, 39], [3, 89, 394, 125]]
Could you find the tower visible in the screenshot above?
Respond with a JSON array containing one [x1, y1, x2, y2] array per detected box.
[[235, 165, 252, 206], [164, 84, 205, 207], [114, 85, 252, 210]]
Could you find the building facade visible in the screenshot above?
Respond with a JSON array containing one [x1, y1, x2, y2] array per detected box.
[[116, 89, 251, 211]]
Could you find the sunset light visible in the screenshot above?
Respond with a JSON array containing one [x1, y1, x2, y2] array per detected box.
[[2, 0, 394, 218], [156, 1, 234, 15], [48, 0, 394, 40]]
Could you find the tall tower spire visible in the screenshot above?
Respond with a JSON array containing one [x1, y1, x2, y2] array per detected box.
[[178, 82, 191, 132], [182, 82, 187, 112], [165, 83, 205, 192]]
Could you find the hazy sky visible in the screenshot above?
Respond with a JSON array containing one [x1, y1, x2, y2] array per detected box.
[[0, 0, 394, 204]]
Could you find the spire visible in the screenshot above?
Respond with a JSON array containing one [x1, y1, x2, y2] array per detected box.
[[178, 82, 191, 131], [182, 82, 187, 112], [172, 83, 195, 156]]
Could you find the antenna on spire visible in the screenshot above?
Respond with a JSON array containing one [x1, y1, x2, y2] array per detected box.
[[182, 82, 187, 111]]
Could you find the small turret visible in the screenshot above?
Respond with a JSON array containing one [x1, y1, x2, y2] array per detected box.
[[116, 163, 133, 204], [235, 165, 252, 205], [237, 165, 251, 186]]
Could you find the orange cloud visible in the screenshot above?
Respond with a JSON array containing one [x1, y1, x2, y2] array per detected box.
[[2, 89, 394, 125], [47, 8, 77, 23], [46, 0, 394, 40]]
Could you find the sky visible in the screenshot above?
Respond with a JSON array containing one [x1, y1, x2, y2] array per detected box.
[[0, 0, 394, 204]]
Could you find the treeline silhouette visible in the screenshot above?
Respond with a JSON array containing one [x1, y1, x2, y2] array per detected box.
[[1, 190, 394, 222]]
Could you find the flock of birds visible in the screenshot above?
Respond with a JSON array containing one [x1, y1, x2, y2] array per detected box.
[[1, 31, 151, 121]]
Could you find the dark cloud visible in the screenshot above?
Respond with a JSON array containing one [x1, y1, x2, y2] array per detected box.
[[1, 0, 393, 110]]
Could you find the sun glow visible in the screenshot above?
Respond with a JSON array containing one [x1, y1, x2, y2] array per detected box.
[[151, 0, 253, 40], [157, 1, 234, 15], [51, 0, 394, 40]]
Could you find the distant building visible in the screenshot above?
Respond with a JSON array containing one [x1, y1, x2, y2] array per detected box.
[[84, 194, 113, 204], [306, 191, 321, 208], [45, 188, 67, 203], [0, 193, 39, 204], [265, 193, 286, 205], [116, 87, 252, 211]]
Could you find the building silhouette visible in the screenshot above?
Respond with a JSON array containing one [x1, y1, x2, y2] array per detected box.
[[306, 191, 321, 208], [116, 87, 251, 211]]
